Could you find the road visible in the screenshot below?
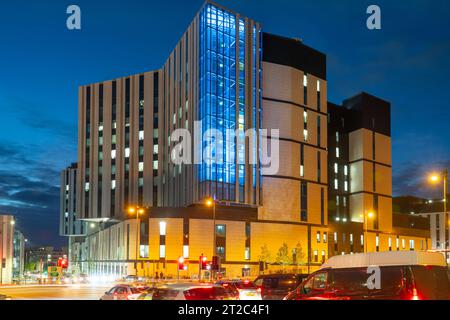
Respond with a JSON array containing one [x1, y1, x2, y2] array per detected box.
[[0, 284, 113, 300]]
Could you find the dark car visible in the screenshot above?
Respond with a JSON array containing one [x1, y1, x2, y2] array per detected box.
[[151, 283, 237, 300], [254, 274, 309, 300], [285, 251, 450, 300]]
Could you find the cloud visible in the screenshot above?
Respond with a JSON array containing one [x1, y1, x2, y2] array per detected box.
[[393, 159, 450, 198]]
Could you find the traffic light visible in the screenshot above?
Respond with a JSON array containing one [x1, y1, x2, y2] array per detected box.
[[211, 255, 220, 271], [178, 257, 185, 271], [199, 255, 208, 270], [57, 257, 68, 269]]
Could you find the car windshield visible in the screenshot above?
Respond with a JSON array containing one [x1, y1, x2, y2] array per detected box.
[[130, 286, 149, 294], [234, 281, 256, 289], [184, 287, 226, 300]]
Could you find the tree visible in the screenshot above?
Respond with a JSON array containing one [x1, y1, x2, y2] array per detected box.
[[276, 243, 292, 268], [258, 244, 273, 264], [293, 242, 305, 268]]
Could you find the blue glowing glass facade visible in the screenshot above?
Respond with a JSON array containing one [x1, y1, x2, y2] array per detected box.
[[199, 3, 261, 205]]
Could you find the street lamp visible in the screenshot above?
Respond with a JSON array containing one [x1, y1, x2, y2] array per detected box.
[[360, 211, 375, 253], [428, 169, 448, 266], [127, 206, 147, 275], [205, 198, 216, 257]]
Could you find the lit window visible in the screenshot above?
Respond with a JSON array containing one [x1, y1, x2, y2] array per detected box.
[[139, 177, 144, 187], [350, 234, 353, 244], [65, 185, 69, 191], [344, 165, 348, 176], [376, 235, 379, 246], [361, 235, 364, 245], [396, 238, 400, 249], [317, 80, 320, 92], [409, 240, 415, 250], [323, 233, 327, 243], [139, 131, 144, 141], [344, 181, 348, 191], [153, 160, 158, 170], [334, 179, 338, 190], [99, 125, 103, 132], [300, 165, 304, 177], [336, 196, 340, 206], [402, 238, 406, 249], [303, 74, 308, 87], [336, 132, 339, 143], [316, 232, 321, 243], [125, 148, 130, 158], [343, 197, 347, 207], [112, 121, 117, 129], [303, 110, 308, 123], [159, 221, 166, 236], [336, 147, 340, 158], [334, 163, 338, 174], [334, 232, 338, 242], [388, 237, 392, 249], [173, 113, 176, 125], [153, 145, 158, 154], [139, 162, 144, 172], [84, 182, 89, 191], [64, 212, 69, 218], [159, 245, 166, 258], [112, 135, 117, 144], [245, 247, 250, 260], [183, 245, 189, 259], [303, 129, 308, 141], [153, 129, 159, 139], [111, 180, 116, 190], [111, 150, 116, 159]]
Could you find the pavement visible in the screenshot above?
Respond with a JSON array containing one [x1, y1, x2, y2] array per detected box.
[[0, 283, 113, 300]]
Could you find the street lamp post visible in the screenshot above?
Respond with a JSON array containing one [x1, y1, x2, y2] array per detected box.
[[205, 198, 216, 280], [429, 169, 448, 267], [127, 206, 146, 276]]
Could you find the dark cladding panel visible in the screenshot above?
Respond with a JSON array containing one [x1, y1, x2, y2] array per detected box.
[[262, 32, 326, 80], [343, 92, 391, 137]]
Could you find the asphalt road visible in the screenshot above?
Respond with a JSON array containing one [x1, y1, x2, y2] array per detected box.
[[0, 284, 113, 300]]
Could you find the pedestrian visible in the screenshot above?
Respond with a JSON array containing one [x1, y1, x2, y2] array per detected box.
[[159, 271, 164, 280], [155, 272, 159, 280]]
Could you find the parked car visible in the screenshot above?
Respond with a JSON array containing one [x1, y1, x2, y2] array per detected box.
[[137, 291, 155, 300], [285, 251, 450, 300], [216, 280, 262, 300], [100, 284, 150, 300], [254, 274, 309, 300], [151, 283, 237, 300]]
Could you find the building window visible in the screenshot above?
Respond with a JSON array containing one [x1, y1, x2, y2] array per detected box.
[[334, 163, 338, 174], [314, 250, 318, 262], [402, 238, 405, 250], [153, 160, 158, 170], [334, 179, 338, 190], [344, 165, 348, 176], [183, 245, 189, 259], [159, 221, 166, 236], [111, 180, 116, 190], [300, 182, 307, 222], [125, 148, 130, 158], [409, 240, 415, 251], [139, 131, 144, 141], [336, 147, 340, 158], [396, 237, 400, 250], [321, 250, 325, 263], [139, 162, 144, 172], [159, 245, 166, 259], [316, 231, 321, 243], [323, 233, 327, 243], [388, 237, 392, 251], [376, 235, 379, 252], [303, 74, 308, 105], [111, 150, 116, 159], [344, 181, 348, 192]]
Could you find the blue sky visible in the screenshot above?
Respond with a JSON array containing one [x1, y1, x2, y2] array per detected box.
[[0, 0, 449, 246]]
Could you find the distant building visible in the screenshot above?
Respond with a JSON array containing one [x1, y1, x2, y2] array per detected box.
[[0, 215, 15, 284], [25, 246, 68, 274]]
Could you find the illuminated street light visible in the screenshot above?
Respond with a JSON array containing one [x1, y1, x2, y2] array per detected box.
[[360, 211, 375, 253], [427, 169, 448, 267], [127, 205, 150, 275]]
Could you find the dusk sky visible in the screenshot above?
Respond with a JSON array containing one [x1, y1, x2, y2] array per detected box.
[[0, 0, 449, 247]]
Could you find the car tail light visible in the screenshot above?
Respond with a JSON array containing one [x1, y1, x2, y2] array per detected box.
[[411, 288, 420, 300]]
